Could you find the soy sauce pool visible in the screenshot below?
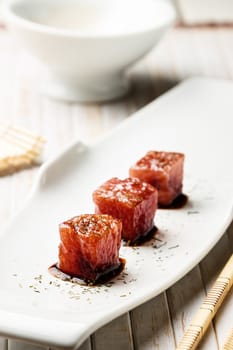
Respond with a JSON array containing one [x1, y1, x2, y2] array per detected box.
[[158, 194, 188, 210], [48, 258, 126, 286], [124, 225, 158, 246]]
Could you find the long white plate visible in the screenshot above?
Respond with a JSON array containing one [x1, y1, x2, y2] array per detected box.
[[0, 78, 233, 349]]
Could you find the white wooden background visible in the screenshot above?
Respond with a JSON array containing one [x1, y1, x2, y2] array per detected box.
[[0, 25, 233, 350]]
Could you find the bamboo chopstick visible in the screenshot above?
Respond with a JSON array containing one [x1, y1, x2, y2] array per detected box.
[[176, 254, 233, 350], [221, 328, 233, 350]]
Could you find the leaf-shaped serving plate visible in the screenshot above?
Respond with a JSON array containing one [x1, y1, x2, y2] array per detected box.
[[0, 78, 233, 349]]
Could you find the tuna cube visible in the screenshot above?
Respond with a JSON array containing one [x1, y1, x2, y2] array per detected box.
[[93, 177, 158, 243], [58, 214, 122, 282], [129, 151, 184, 207]]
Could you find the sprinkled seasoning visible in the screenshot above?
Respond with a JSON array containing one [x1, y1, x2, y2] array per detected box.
[[187, 210, 200, 215], [168, 244, 180, 250], [11, 231, 182, 302], [153, 241, 167, 249]]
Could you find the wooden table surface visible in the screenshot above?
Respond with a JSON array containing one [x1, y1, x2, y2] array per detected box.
[[0, 25, 233, 350]]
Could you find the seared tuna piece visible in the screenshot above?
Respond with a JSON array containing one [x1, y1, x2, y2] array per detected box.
[[93, 177, 157, 243], [58, 214, 122, 282], [129, 151, 184, 206]]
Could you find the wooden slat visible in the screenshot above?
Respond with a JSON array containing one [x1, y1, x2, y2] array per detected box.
[[78, 339, 92, 350], [92, 314, 134, 350], [50, 339, 92, 350], [176, 235, 233, 350], [128, 61, 156, 113], [8, 341, 48, 350], [0, 339, 7, 350], [216, 28, 233, 79], [227, 221, 233, 252], [145, 32, 179, 98], [0, 176, 13, 230], [199, 234, 233, 349], [213, 223, 233, 349], [39, 97, 75, 156], [130, 292, 176, 350], [167, 266, 219, 349], [100, 100, 129, 132], [191, 28, 229, 78], [70, 104, 104, 145], [174, 0, 233, 25]]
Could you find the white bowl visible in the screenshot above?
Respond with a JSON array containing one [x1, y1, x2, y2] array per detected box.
[[5, 0, 176, 102]]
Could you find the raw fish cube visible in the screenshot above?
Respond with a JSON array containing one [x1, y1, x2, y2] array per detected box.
[[93, 177, 157, 243], [58, 214, 122, 282], [129, 151, 184, 206]]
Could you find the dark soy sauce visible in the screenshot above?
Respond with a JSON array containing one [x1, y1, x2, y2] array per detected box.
[[158, 194, 188, 210], [125, 225, 158, 246], [48, 258, 126, 286]]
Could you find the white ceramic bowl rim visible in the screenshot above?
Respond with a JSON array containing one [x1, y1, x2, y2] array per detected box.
[[4, 0, 176, 39]]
